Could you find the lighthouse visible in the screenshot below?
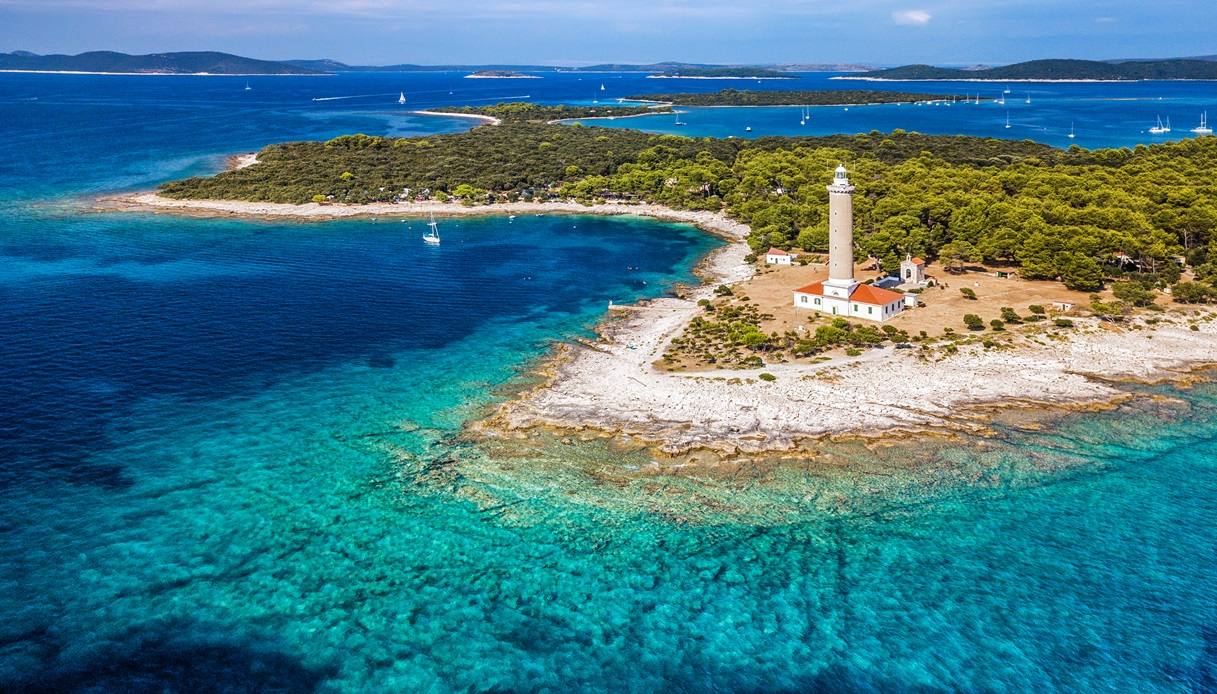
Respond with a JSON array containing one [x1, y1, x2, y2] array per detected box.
[[823, 164, 858, 299], [790, 165, 913, 322]]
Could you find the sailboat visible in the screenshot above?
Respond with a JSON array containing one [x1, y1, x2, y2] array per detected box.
[[799, 105, 808, 125], [1004, 112, 1011, 129], [674, 111, 686, 126], [1149, 115, 1170, 134], [600, 83, 606, 91], [397, 91, 406, 105], [996, 92, 1006, 106], [422, 213, 440, 245], [1025, 92, 1031, 104], [1068, 122, 1076, 139], [244, 81, 252, 91], [1192, 112, 1212, 135]]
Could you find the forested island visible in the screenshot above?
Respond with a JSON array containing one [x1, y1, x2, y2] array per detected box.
[[0, 50, 322, 75], [159, 115, 1217, 296], [428, 103, 670, 123], [627, 88, 950, 106], [465, 70, 540, 79], [850, 58, 1217, 81], [651, 67, 792, 79]]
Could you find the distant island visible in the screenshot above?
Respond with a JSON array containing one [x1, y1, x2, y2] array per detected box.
[[465, 70, 541, 79], [846, 58, 1217, 81], [0, 50, 322, 75], [630, 88, 951, 106], [649, 67, 793, 79]]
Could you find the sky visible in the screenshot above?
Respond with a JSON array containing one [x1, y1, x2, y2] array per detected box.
[[0, 0, 1214, 66]]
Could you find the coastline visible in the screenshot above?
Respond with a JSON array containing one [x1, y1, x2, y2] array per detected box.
[[486, 274, 1217, 454], [412, 110, 502, 126], [99, 190, 1217, 457], [95, 192, 748, 240]]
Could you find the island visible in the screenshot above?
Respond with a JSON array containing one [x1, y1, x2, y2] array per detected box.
[[464, 70, 541, 79], [107, 114, 1217, 455], [844, 58, 1217, 82], [420, 102, 671, 124], [625, 88, 953, 106], [0, 50, 323, 75], [649, 67, 794, 79]]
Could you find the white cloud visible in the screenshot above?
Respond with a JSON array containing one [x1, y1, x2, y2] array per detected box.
[[891, 9, 931, 26]]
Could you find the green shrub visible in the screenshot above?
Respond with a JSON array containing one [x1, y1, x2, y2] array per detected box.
[[1053, 318, 1075, 328], [963, 314, 985, 331], [960, 287, 977, 300], [758, 372, 777, 382]]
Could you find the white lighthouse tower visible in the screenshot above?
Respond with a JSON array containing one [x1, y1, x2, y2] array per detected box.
[[823, 164, 858, 299], [790, 164, 912, 322]]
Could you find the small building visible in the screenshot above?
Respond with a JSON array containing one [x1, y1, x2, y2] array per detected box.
[[900, 254, 927, 285], [765, 248, 796, 265], [793, 281, 909, 322], [1052, 301, 1076, 312]]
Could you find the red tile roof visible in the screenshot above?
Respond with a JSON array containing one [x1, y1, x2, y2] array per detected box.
[[851, 283, 905, 305], [793, 281, 905, 306], [909, 257, 925, 265], [766, 248, 790, 255]]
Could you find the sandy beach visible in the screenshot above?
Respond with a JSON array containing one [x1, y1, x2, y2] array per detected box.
[[102, 191, 1217, 455], [97, 192, 749, 240], [412, 110, 502, 126]]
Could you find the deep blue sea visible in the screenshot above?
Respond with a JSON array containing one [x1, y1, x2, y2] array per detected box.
[[1, 71, 1216, 692]]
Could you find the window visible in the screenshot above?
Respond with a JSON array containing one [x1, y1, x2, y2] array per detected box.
[[800, 295, 807, 304], [868, 306, 873, 314], [814, 298, 821, 306]]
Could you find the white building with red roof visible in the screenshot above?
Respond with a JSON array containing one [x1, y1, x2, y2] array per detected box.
[[791, 165, 912, 323], [765, 248, 796, 265]]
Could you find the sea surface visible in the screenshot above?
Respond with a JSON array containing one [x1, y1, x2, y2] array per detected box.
[[1, 72, 1216, 692]]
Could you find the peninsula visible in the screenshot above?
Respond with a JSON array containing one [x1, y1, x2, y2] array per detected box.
[[117, 120, 1217, 453]]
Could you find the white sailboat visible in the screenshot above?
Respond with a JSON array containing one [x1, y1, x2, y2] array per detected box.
[[996, 92, 1006, 106], [244, 81, 252, 91], [397, 91, 406, 105], [1025, 92, 1031, 104], [1192, 112, 1212, 135], [422, 213, 440, 245], [600, 83, 606, 91], [674, 111, 686, 126], [1004, 112, 1011, 129], [1068, 122, 1076, 139], [1149, 115, 1170, 134]]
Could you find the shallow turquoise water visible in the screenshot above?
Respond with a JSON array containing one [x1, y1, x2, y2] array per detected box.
[[1, 72, 1216, 691]]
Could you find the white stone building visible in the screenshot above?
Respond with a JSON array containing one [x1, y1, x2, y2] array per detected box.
[[765, 248, 796, 265], [791, 165, 911, 322]]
